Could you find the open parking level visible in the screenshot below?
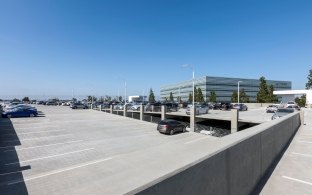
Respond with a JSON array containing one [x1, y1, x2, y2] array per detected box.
[[0, 105, 308, 195], [0, 105, 217, 195]]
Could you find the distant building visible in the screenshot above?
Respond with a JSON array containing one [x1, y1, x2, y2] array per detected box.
[[160, 76, 291, 103]]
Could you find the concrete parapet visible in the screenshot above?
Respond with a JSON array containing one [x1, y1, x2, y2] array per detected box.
[[133, 112, 301, 195], [124, 105, 128, 117]]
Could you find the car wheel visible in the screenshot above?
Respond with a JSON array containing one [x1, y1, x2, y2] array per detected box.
[[169, 129, 174, 135], [7, 114, 12, 118], [29, 114, 35, 117]]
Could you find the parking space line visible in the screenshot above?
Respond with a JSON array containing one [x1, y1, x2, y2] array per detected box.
[[8, 157, 113, 185], [292, 152, 312, 158], [6, 148, 95, 165], [298, 140, 312, 144], [0, 145, 14, 149], [282, 176, 312, 186], [1, 130, 65, 136], [4, 140, 83, 152], [0, 170, 22, 176], [3, 134, 71, 142], [184, 137, 208, 144]]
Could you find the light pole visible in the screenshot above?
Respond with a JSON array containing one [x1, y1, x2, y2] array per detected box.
[[238, 81, 242, 104], [182, 64, 195, 108]]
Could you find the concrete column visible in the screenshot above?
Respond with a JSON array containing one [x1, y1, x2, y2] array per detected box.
[[161, 105, 167, 120], [99, 104, 102, 111], [151, 105, 154, 112], [90, 104, 93, 109], [190, 107, 196, 132], [231, 109, 239, 133], [140, 104, 144, 121], [123, 104, 128, 117], [300, 110, 305, 125], [110, 105, 113, 114]]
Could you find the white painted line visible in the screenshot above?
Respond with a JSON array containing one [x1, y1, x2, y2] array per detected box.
[[0, 170, 22, 176], [299, 140, 312, 144], [184, 137, 208, 144], [6, 148, 95, 165], [282, 176, 312, 186], [8, 157, 113, 185], [292, 152, 312, 158], [0, 145, 14, 149], [4, 140, 83, 152], [3, 134, 71, 142], [1, 130, 65, 136]]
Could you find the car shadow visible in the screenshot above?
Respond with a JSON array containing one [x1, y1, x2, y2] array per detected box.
[[0, 117, 29, 195]]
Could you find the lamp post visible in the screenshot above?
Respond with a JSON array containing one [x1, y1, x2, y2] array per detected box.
[[182, 64, 195, 108], [238, 81, 242, 104]]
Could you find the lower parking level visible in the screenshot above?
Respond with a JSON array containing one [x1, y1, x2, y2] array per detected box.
[[0, 105, 216, 195]]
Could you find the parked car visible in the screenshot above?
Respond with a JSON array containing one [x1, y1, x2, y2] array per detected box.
[[2, 108, 38, 118], [221, 102, 232, 111], [266, 105, 278, 113], [162, 102, 179, 112], [287, 105, 301, 111], [157, 119, 186, 135], [286, 101, 296, 108], [46, 101, 58, 106], [213, 103, 222, 110], [232, 103, 248, 111], [70, 102, 88, 109], [145, 102, 162, 112], [130, 104, 141, 111], [271, 108, 295, 120], [186, 104, 209, 115], [5, 104, 37, 112]]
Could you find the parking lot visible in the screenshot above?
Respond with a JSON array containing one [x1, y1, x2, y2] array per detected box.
[[0, 105, 217, 195]]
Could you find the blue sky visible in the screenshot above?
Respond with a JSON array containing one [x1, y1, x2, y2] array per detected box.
[[0, 0, 311, 100]]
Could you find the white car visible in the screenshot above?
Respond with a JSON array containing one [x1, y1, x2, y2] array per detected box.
[[130, 104, 141, 111], [266, 105, 278, 113], [186, 104, 209, 115], [286, 101, 296, 108]]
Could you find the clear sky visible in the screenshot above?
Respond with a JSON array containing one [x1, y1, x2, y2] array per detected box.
[[0, 0, 311, 100]]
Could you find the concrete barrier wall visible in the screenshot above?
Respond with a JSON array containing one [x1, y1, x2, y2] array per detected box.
[[133, 113, 301, 195]]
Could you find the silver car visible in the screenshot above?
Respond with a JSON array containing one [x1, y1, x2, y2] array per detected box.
[[186, 104, 209, 115]]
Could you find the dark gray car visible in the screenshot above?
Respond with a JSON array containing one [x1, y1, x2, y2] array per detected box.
[[157, 119, 186, 135], [271, 108, 295, 120]]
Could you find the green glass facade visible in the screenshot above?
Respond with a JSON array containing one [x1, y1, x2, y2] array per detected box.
[[160, 76, 291, 102]]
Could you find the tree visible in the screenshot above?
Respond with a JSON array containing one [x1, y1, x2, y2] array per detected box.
[[306, 69, 312, 89], [149, 88, 155, 102], [197, 88, 204, 102], [22, 97, 30, 102], [87, 96, 97, 103], [194, 87, 198, 102], [209, 91, 217, 102], [295, 95, 306, 107], [169, 92, 174, 102], [257, 76, 270, 103], [12, 98, 20, 102], [231, 91, 238, 102], [268, 85, 278, 103], [118, 96, 123, 102], [240, 89, 250, 103], [188, 92, 193, 103]]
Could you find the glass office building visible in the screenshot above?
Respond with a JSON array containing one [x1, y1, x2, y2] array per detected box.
[[160, 76, 291, 103]]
